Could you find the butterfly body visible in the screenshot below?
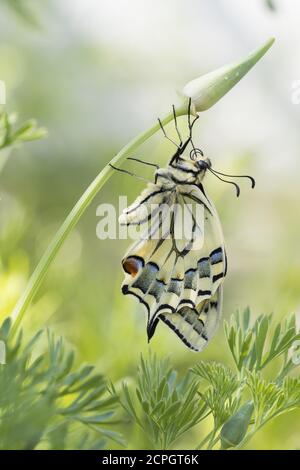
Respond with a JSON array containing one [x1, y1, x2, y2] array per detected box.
[[119, 143, 227, 352]]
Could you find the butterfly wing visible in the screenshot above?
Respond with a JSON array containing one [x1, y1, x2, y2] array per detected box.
[[155, 183, 226, 351], [159, 286, 223, 351], [120, 180, 227, 352]]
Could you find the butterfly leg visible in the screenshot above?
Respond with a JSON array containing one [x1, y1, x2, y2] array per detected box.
[[126, 157, 159, 169], [158, 117, 181, 148], [109, 163, 153, 183], [172, 104, 183, 146], [158, 102, 194, 148], [161, 103, 185, 147]]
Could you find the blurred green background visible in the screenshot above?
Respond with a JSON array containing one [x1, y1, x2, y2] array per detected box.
[[1, 0, 300, 449]]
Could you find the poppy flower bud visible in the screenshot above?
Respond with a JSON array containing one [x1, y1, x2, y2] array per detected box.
[[220, 401, 254, 449], [182, 38, 275, 113]]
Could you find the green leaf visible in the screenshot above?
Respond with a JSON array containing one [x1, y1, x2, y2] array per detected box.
[[73, 411, 115, 425], [61, 365, 94, 391], [0, 317, 12, 340], [94, 428, 126, 447], [4, 0, 40, 29], [242, 307, 251, 332], [0, 327, 124, 449], [255, 315, 270, 369], [237, 330, 253, 370]]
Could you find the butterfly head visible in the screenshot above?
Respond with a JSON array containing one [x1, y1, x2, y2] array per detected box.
[[193, 153, 212, 173], [168, 143, 211, 182]]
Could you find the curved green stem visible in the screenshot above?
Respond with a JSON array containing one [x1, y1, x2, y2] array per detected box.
[[10, 104, 188, 336], [207, 427, 220, 450]]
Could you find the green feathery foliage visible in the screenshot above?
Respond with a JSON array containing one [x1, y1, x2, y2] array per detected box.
[[110, 354, 208, 449], [112, 310, 300, 450], [0, 111, 47, 152], [0, 317, 125, 450], [1, 0, 40, 28]]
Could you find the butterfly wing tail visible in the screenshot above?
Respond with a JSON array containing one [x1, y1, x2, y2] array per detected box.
[[158, 285, 223, 352]]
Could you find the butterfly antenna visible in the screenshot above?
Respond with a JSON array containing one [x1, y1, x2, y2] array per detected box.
[[172, 104, 182, 146], [207, 167, 241, 197], [210, 168, 255, 188], [158, 118, 180, 148]]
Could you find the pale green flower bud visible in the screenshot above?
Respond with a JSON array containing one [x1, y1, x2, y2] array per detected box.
[[220, 401, 254, 449], [183, 38, 275, 113]]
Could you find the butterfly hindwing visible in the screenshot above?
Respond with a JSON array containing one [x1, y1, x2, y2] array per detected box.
[[120, 177, 227, 351], [159, 286, 223, 352]]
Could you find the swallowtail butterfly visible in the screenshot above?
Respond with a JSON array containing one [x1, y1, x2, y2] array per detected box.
[[112, 101, 254, 351]]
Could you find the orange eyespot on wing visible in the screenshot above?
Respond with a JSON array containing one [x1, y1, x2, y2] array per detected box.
[[122, 256, 144, 277]]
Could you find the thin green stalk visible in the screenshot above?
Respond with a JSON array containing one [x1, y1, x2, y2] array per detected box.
[[236, 405, 296, 449], [10, 104, 187, 336], [207, 427, 219, 450], [210, 433, 221, 450], [196, 429, 215, 450], [196, 421, 220, 451]]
